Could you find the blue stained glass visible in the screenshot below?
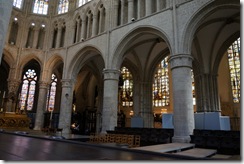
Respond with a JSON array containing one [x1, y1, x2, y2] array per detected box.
[[33, 0, 49, 15]]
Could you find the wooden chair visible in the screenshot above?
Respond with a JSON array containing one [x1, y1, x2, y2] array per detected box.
[[134, 135, 140, 147]]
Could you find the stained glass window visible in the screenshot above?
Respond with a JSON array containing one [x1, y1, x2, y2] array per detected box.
[[227, 38, 240, 103], [120, 67, 133, 107], [153, 56, 169, 107], [78, 0, 91, 7], [33, 0, 49, 15], [191, 70, 196, 105], [19, 69, 37, 111], [58, 0, 69, 14], [13, 0, 23, 9], [46, 74, 57, 112]]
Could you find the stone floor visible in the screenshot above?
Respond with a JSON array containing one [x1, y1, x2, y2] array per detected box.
[[0, 128, 241, 161]]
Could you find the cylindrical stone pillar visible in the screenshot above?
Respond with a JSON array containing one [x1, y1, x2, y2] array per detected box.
[[139, 81, 154, 128], [58, 79, 74, 134], [101, 69, 120, 133], [34, 81, 49, 130], [168, 54, 194, 143]]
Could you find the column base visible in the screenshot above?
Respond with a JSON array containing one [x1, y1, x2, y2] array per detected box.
[[172, 135, 191, 143], [33, 126, 42, 131]]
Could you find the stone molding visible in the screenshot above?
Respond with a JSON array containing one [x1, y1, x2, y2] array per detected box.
[[103, 69, 120, 80], [168, 54, 193, 70], [61, 79, 74, 88]]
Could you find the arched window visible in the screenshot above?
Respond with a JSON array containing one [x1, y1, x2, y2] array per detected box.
[[120, 67, 133, 107], [58, 0, 69, 14], [227, 38, 240, 103], [46, 74, 57, 112], [37, 24, 46, 49], [13, 0, 23, 9], [153, 56, 169, 107], [8, 18, 19, 45], [19, 69, 38, 111], [78, 0, 91, 7], [33, 0, 49, 15], [26, 23, 35, 48], [191, 70, 196, 105]]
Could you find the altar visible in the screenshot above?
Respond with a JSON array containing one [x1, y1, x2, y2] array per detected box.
[[0, 112, 30, 129]]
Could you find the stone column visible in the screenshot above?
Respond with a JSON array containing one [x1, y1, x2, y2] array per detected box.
[[55, 26, 62, 48], [139, 81, 154, 128], [34, 81, 49, 130], [145, 0, 152, 16], [166, 0, 173, 8], [120, 0, 125, 25], [168, 54, 194, 143], [58, 79, 74, 134], [32, 27, 40, 49], [112, 0, 119, 27], [87, 14, 92, 38], [76, 19, 81, 42], [95, 87, 103, 134], [137, 0, 142, 19], [92, 14, 98, 37], [101, 69, 120, 133], [0, 0, 13, 63], [81, 14, 86, 40], [98, 9, 104, 34], [195, 73, 220, 112], [6, 80, 20, 113], [132, 80, 140, 117], [128, 0, 134, 22], [50, 29, 55, 48], [157, 0, 162, 12]]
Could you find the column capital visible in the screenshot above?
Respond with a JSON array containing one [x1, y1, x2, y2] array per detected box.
[[168, 54, 193, 70], [39, 81, 49, 89], [61, 79, 74, 88], [103, 69, 120, 80], [7, 79, 21, 99]]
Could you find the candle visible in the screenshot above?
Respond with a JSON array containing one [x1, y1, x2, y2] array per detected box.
[[3, 91, 5, 98]]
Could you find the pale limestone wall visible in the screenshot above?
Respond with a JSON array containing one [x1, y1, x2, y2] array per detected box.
[[0, 0, 13, 63], [1, 0, 240, 140]]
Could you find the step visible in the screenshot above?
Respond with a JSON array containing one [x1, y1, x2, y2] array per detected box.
[[171, 148, 217, 158]]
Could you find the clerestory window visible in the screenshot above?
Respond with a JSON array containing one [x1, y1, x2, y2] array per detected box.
[[33, 0, 49, 15], [13, 0, 23, 9], [58, 0, 69, 14]]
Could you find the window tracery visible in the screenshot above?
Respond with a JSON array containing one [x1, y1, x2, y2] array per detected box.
[[46, 74, 57, 112], [58, 0, 69, 14], [19, 69, 37, 111], [153, 57, 169, 107], [227, 38, 240, 103], [13, 0, 23, 9], [33, 0, 49, 15], [120, 67, 133, 107]]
